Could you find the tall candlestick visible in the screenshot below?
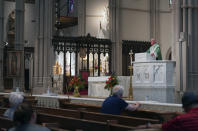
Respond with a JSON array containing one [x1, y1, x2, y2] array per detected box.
[[129, 50, 133, 66], [128, 49, 133, 100]]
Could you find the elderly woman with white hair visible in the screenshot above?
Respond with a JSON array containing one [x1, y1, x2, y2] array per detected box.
[[3, 92, 24, 120], [101, 85, 140, 115]]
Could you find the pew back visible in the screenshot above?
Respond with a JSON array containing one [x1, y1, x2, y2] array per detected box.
[[58, 99, 178, 122], [35, 106, 160, 126]]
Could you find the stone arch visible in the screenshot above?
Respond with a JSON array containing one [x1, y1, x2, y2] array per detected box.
[[166, 47, 172, 60]]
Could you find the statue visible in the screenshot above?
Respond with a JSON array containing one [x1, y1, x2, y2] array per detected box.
[[53, 61, 62, 75], [8, 11, 15, 35], [146, 38, 162, 60]]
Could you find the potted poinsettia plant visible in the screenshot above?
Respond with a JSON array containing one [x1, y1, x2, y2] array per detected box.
[[68, 76, 85, 96], [104, 75, 118, 96]]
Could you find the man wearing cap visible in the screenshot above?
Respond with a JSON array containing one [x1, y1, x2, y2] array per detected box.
[[138, 92, 198, 131]]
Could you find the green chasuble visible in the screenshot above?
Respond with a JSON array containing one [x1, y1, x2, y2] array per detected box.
[[146, 43, 162, 60]]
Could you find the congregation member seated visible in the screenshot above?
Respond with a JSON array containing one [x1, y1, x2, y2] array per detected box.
[[9, 103, 50, 131], [101, 85, 140, 115], [138, 92, 198, 131], [4, 93, 24, 120]]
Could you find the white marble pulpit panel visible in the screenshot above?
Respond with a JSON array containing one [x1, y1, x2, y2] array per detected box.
[[135, 53, 155, 62], [132, 60, 176, 103]]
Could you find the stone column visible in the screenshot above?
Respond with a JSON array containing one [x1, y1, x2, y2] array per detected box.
[[174, 0, 183, 102], [0, 0, 4, 91], [174, 0, 198, 95], [109, 0, 122, 75], [78, 0, 86, 36], [150, 0, 160, 41], [185, 0, 198, 92], [15, 0, 25, 91], [33, 0, 53, 94]]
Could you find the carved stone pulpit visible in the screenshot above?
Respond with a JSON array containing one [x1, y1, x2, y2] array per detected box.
[[132, 60, 176, 103]]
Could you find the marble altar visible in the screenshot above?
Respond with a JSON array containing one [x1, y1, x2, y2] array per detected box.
[[88, 60, 176, 103], [88, 76, 130, 98], [133, 60, 176, 103]]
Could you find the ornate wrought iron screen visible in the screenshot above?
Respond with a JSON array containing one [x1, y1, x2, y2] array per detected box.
[[122, 40, 151, 76], [52, 34, 112, 92]]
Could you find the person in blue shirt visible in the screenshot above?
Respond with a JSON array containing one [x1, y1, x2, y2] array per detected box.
[[101, 85, 140, 115]]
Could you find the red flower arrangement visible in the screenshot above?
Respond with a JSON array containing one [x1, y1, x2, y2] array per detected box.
[[68, 76, 85, 91], [104, 75, 118, 91]]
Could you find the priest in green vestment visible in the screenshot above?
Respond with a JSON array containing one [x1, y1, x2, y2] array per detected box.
[[147, 38, 162, 60]]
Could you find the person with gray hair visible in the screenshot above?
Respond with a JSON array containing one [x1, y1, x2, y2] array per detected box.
[[101, 85, 140, 115], [8, 103, 50, 131], [3, 92, 24, 120]]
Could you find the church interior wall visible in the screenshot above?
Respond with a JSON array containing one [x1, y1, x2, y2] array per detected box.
[[3, 1, 36, 47], [120, 0, 150, 41], [120, 0, 150, 10], [62, 25, 78, 37], [158, 0, 173, 60], [85, 0, 108, 37], [3, 1, 15, 41], [24, 3, 36, 47], [119, 0, 174, 60]]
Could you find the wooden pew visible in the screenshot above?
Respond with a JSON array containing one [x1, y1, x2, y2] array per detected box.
[[38, 113, 161, 131], [59, 99, 101, 112], [0, 95, 37, 108], [81, 110, 159, 126], [35, 106, 160, 127], [0, 108, 71, 131], [0, 116, 14, 130], [0, 107, 160, 131], [37, 112, 136, 131], [58, 99, 178, 122], [35, 106, 81, 119]]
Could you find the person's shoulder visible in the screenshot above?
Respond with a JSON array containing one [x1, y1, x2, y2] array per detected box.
[[175, 111, 197, 120], [29, 124, 51, 131], [8, 127, 15, 131]]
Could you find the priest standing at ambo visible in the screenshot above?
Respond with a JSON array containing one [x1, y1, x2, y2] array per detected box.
[[147, 38, 162, 60]]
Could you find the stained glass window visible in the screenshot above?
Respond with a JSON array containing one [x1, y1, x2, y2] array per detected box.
[[68, 0, 74, 13]]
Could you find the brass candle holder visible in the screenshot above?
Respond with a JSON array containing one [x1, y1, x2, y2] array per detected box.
[[128, 50, 133, 100]]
